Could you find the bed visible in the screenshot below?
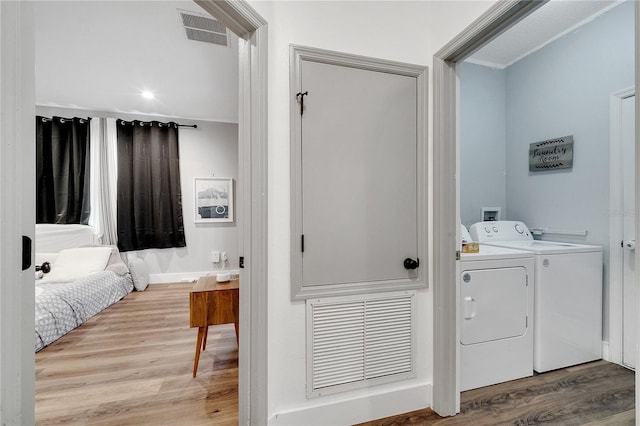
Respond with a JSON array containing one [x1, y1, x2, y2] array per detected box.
[[34, 224, 134, 352]]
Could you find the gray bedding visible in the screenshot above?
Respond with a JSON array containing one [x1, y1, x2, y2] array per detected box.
[[35, 270, 134, 352]]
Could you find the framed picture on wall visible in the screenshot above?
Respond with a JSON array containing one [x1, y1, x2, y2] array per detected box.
[[194, 177, 234, 223]]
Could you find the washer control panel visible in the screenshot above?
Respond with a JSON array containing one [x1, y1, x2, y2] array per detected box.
[[469, 221, 532, 242]]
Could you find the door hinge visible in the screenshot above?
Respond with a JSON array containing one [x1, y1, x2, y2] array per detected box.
[[622, 240, 624, 248], [239, 256, 244, 269], [455, 250, 460, 261], [301, 234, 305, 253], [526, 316, 528, 328]]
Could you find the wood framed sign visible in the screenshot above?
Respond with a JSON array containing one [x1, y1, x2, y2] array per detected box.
[[529, 135, 574, 172]]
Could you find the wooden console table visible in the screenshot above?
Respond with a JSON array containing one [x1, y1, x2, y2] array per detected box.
[[189, 276, 239, 378]]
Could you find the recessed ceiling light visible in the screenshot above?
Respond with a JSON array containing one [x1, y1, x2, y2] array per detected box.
[[141, 90, 155, 100]]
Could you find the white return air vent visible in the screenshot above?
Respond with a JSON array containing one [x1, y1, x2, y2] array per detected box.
[[178, 9, 228, 47], [306, 291, 416, 397]]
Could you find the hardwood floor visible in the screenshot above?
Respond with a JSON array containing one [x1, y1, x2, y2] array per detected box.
[[35, 282, 238, 426], [358, 360, 635, 426], [37, 282, 635, 426]]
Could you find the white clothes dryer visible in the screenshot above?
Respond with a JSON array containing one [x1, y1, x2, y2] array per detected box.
[[459, 225, 535, 391], [470, 221, 603, 373]]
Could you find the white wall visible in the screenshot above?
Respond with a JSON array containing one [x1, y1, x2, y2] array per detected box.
[[36, 105, 239, 282], [246, 1, 496, 424]]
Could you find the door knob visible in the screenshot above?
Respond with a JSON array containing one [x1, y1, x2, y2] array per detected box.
[[403, 258, 419, 270], [624, 240, 636, 250]]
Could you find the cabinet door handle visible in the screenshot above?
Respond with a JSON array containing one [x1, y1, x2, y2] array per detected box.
[[403, 258, 419, 270]]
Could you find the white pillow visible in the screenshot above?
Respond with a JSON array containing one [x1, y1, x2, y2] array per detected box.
[[104, 246, 130, 276], [127, 255, 149, 291], [35, 252, 58, 266], [40, 246, 113, 283]]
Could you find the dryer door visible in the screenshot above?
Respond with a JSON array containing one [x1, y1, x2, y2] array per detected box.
[[461, 267, 528, 345]]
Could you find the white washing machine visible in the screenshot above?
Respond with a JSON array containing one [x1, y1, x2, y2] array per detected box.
[[459, 225, 535, 391], [470, 221, 603, 373]]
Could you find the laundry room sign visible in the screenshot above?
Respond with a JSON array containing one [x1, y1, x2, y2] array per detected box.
[[529, 135, 573, 172]]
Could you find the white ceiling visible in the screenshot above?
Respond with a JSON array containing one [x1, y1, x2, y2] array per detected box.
[[35, 1, 239, 123], [35, 0, 626, 120], [467, 0, 624, 68]]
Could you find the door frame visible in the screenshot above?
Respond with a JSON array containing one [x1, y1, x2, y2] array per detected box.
[[0, 1, 269, 424], [188, 2, 270, 424], [635, 0, 640, 406], [432, 1, 549, 415], [608, 87, 635, 366], [0, 2, 36, 424], [433, 0, 640, 416]]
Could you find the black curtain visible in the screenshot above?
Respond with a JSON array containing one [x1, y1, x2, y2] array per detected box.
[[116, 120, 186, 252], [36, 116, 91, 224]]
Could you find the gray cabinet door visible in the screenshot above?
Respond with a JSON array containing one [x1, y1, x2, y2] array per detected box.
[[291, 47, 426, 298]]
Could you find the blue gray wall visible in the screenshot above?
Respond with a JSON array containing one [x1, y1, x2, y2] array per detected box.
[[459, 62, 507, 227], [504, 0, 634, 251], [461, 1, 634, 245], [460, 1, 635, 341]]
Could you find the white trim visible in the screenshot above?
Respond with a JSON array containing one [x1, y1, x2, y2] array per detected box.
[[635, 0, 640, 412], [608, 86, 635, 366], [432, 0, 548, 417], [269, 383, 431, 426], [462, 57, 507, 70], [148, 269, 241, 284], [602, 340, 611, 362], [0, 2, 35, 424]]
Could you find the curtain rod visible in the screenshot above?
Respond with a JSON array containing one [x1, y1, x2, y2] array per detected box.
[[117, 119, 198, 129], [39, 116, 89, 123], [39, 116, 198, 129]]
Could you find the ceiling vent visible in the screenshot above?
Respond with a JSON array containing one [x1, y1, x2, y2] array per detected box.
[[178, 10, 228, 47]]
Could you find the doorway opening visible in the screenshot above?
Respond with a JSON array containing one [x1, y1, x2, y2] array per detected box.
[[433, 0, 639, 417], [0, 0, 267, 424], [610, 89, 636, 369]]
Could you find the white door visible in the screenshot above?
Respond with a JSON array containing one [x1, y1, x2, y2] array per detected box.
[[460, 267, 528, 345], [0, 2, 36, 424], [622, 94, 636, 369]]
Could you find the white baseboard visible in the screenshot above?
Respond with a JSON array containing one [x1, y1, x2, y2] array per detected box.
[[149, 269, 240, 284], [269, 383, 431, 426], [602, 341, 610, 362]]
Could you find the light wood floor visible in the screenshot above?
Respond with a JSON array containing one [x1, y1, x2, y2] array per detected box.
[[37, 283, 635, 426], [35, 282, 238, 426]]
